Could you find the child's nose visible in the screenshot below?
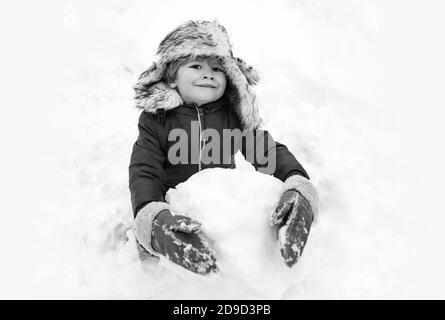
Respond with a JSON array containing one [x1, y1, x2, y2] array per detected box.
[[202, 74, 214, 80], [201, 65, 215, 80]]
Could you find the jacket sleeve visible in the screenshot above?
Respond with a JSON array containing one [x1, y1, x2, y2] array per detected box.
[[129, 111, 167, 217], [241, 129, 309, 181], [241, 129, 319, 217]]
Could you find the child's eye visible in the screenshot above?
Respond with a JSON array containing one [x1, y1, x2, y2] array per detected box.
[[212, 67, 223, 72], [190, 64, 201, 69]]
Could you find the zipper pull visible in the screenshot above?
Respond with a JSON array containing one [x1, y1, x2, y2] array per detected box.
[[198, 108, 206, 147]]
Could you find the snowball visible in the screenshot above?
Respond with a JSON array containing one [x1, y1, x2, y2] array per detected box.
[[158, 168, 309, 298]]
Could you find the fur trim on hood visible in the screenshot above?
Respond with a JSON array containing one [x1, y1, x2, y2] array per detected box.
[[133, 20, 263, 130]]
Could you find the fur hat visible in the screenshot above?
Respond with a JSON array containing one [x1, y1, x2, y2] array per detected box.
[[133, 20, 262, 130]]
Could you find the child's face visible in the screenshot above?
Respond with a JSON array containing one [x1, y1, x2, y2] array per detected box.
[[172, 58, 227, 106]]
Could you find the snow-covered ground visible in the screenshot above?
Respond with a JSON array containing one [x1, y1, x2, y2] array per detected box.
[[1, 0, 445, 299]]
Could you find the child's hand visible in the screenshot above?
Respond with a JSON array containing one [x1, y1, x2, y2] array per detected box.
[[152, 210, 218, 275], [270, 190, 314, 267]]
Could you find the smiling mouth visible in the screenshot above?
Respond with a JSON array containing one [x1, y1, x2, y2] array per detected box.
[[196, 84, 217, 88]]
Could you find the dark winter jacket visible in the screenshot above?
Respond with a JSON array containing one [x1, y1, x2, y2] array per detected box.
[[129, 95, 309, 216]]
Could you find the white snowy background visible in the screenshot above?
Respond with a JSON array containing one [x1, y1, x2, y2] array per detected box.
[[1, 0, 445, 299]]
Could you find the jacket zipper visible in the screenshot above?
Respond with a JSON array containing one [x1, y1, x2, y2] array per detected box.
[[194, 105, 205, 171]]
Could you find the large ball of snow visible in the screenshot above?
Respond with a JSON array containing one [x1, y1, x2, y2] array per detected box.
[[160, 168, 309, 298]]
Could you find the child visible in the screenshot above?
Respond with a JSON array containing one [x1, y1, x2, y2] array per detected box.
[[130, 20, 318, 275]]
